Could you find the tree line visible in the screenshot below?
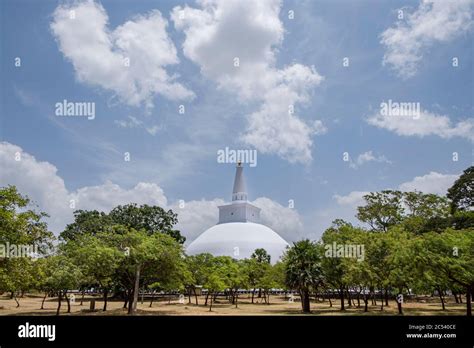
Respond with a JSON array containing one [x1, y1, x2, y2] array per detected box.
[[0, 166, 472, 315]]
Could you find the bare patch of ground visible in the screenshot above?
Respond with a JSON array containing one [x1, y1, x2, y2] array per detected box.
[[0, 293, 466, 316]]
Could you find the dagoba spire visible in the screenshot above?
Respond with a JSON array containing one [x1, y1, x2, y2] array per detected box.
[[217, 162, 260, 224], [232, 161, 247, 202]]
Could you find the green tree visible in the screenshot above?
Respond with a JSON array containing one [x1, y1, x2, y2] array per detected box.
[[250, 248, 271, 300], [61, 204, 185, 244], [258, 263, 280, 304], [0, 185, 53, 251], [320, 220, 361, 310], [33, 257, 54, 310], [215, 257, 245, 308], [251, 248, 271, 263], [184, 253, 215, 305], [363, 231, 394, 310], [283, 240, 322, 313], [401, 192, 450, 234], [242, 258, 261, 303], [61, 232, 125, 311], [61, 210, 112, 241], [420, 229, 474, 316], [109, 204, 185, 243], [0, 257, 35, 307], [386, 228, 416, 315], [411, 238, 451, 311], [0, 186, 54, 306], [204, 272, 226, 312], [340, 230, 375, 312], [44, 255, 83, 315], [447, 166, 473, 213], [357, 190, 404, 232], [202, 256, 231, 312], [113, 227, 184, 314]]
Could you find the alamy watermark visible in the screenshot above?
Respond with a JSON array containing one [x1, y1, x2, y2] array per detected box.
[[324, 242, 365, 262], [0, 242, 39, 258], [380, 99, 420, 119], [217, 147, 257, 167], [18, 322, 55, 342], [55, 99, 95, 120]]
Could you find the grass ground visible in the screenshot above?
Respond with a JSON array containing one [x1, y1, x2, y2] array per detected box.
[[0, 293, 466, 316]]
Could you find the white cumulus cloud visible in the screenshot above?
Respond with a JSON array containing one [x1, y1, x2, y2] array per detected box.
[[349, 150, 391, 169], [398, 171, 459, 195], [51, 0, 194, 109], [0, 142, 165, 233], [380, 0, 474, 78], [367, 109, 474, 141], [171, 0, 323, 163], [252, 197, 305, 242], [0, 142, 304, 244], [334, 171, 459, 210], [170, 199, 225, 245], [333, 191, 369, 207]]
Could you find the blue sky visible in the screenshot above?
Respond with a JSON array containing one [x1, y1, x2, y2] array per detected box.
[[1, 0, 473, 243]]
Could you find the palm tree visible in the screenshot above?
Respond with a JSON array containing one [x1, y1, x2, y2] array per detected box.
[[283, 240, 322, 313]]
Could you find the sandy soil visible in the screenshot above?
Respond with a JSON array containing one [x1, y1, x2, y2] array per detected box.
[[0, 293, 466, 316]]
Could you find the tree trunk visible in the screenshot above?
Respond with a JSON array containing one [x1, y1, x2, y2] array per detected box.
[[384, 289, 389, 306], [466, 286, 472, 317], [380, 288, 384, 311], [339, 288, 345, 310], [193, 288, 198, 305], [65, 290, 71, 313], [204, 292, 209, 306], [149, 292, 155, 308], [251, 289, 255, 304], [127, 289, 134, 314], [209, 292, 213, 312], [364, 294, 369, 312], [103, 289, 108, 311], [129, 265, 141, 315], [123, 290, 129, 309], [13, 294, 20, 308], [80, 290, 85, 306], [56, 291, 62, 316], [41, 292, 47, 309], [328, 294, 332, 307], [397, 293, 403, 315], [437, 286, 445, 311], [454, 292, 459, 303], [302, 289, 310, 313], [397, 302, 403, 315]]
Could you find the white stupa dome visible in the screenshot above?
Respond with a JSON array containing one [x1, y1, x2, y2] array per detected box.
[[186, 222, 289, 262], [186, 163, 289, 263]]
